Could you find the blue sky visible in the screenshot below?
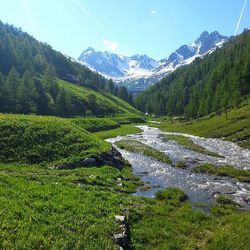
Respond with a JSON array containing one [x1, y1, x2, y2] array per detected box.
[[0, 0, 249, 60]]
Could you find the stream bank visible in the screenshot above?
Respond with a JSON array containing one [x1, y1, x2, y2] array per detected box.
[[108, 126, 250, 209]]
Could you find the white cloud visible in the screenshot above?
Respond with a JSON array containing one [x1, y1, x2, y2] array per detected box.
[[103, 39, 119, 50], [109, 42, 119, 50], [103, 39, 110, 46], [151, 10, 156, 15]]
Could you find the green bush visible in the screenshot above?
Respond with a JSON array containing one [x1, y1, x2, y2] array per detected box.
[[175, 161, 187, 169], [216, 195, 238, 206], [155, 188, 188, 203], [211, 196, 238, 216]]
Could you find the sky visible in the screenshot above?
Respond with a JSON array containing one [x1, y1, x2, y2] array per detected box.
[[0, 0, 249, 60]]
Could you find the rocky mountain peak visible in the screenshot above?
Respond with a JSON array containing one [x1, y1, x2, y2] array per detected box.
[[78, 31, 228, 92]]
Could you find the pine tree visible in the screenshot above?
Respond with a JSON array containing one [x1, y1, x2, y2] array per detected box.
[[45, 65, 58, 100], [0, 72, 5, 112], [4, 67, 20, 112], [118, 86, 129, 102], [242, 53, 250, 95], [128, 92, 134, 106], [17, 71, 37, 114], [55, 89, 71, 117], [114, 86, 119, 96], [87, 94, 97, 115], [108, 79, 115, 94], [34, 77, 51, 115]]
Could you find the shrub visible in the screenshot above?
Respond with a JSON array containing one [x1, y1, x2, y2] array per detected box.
[[155, 188, 188, 203]]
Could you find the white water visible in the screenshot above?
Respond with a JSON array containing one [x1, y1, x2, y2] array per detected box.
[[108, 126, 250, 209]]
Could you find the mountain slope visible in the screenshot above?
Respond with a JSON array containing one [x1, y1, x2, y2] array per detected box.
[[0, 21, 138, 116], [135, 30, 250, 118], [57, 80, 139, 115], [0, 22, 108, 88], [78, 48, 158, 79], [78, 31, 228, 91]]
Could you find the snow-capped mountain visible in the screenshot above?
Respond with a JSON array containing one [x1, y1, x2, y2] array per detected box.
[[78, 48, 158, 79], [78, 31, 228, 92]]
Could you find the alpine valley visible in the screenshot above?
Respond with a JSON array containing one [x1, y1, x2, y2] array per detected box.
[[1, 2, 250, 248], [78, 31, 228, 92]]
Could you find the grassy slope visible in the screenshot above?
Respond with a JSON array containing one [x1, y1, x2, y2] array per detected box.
[[1, 164, 250, 249], [156, 103, 250, 149], [69, 116, 145, 139], [0, 164, 140, 250], [58, 80, 140, 116], [0, 113, 110, 165]]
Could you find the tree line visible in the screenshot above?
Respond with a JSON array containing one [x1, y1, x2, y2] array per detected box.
[[0, 21, 134, 117], [0, 66, 135, 116], [0, 67, 92, 116], [136, 30, 250, 119]]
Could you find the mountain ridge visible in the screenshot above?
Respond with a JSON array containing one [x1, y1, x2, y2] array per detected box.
[[135, 29, 250, 119], [78, 31, 228, 92]]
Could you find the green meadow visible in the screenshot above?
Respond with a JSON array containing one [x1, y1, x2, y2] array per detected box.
[[0, 111, 249, 249], [154, 103, 250, 149]]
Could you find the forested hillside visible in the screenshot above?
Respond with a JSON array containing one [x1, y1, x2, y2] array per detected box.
[[136, 30, 250, 118], [0, 21, 134, 116]]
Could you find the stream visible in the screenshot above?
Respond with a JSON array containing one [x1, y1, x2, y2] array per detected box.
[[108, 125, 250, 210]]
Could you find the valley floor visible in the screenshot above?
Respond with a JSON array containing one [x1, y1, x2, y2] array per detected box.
[[0, 110, 250, 249]]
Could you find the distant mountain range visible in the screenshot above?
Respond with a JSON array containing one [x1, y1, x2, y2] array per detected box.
[[78, 31, 228, 92]]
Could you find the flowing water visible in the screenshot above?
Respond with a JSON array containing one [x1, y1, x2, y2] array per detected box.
[[108, 126, 250, 209]]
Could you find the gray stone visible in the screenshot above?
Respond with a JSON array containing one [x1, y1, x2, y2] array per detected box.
[[54, 146, 126, 170], [114, 215, 129, 249], [82, 157, 96, 166], [115, 215, 125, 222]]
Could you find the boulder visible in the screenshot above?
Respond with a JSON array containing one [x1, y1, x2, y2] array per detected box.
[[55, 146, 125, 170], [97, 147, 125, 170]]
